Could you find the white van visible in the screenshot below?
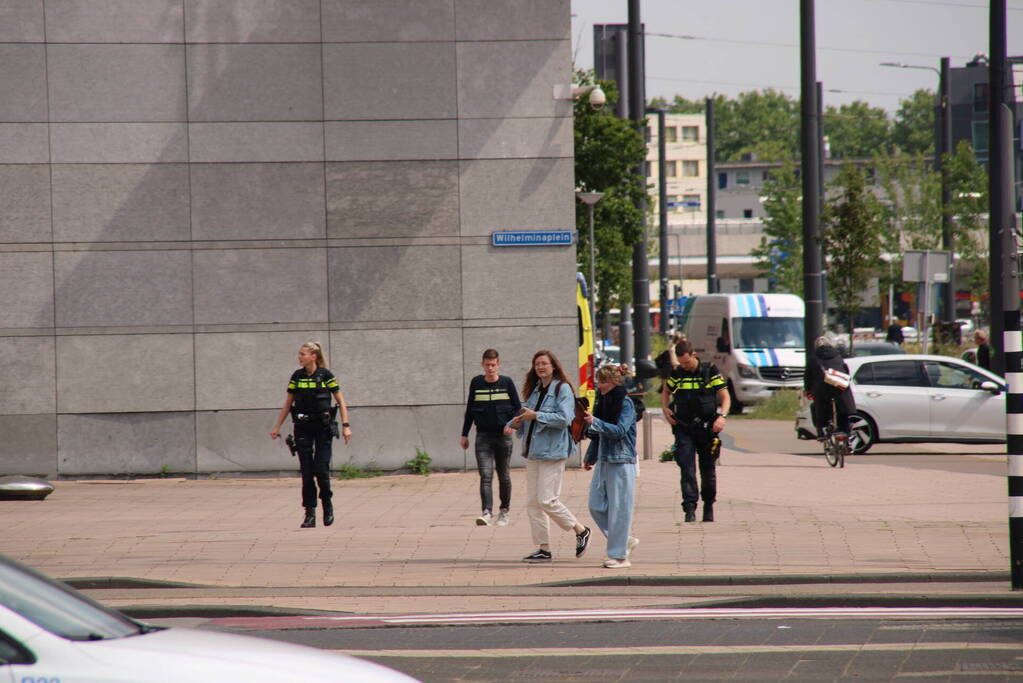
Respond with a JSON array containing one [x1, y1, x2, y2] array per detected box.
[[676, 293, 805, 410]]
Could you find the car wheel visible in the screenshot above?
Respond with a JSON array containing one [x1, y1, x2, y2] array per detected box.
[[848, 413, 875, 454]]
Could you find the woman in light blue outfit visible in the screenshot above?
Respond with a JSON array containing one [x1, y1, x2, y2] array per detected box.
[[584, 364, 638, 569]]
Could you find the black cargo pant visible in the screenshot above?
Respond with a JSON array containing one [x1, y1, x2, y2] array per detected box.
[[673, 423, 717, 512], [294, 420, 333, 510]]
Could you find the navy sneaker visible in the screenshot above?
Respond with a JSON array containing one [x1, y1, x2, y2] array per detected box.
[[575, 527, 591, 557], [522, 549, 552, 563]]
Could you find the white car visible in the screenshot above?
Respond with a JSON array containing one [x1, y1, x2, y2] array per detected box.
[[795, 354, 1006, 454], [0, 554, 416, 682]]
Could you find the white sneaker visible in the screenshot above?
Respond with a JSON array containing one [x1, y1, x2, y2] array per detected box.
[[626, 536, 640, 558], [475, 511, 492, 526], [496, 510, 509, 527], [604, 558, 631, 569]]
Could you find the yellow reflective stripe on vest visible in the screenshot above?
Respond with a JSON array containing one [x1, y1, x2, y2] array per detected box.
[[473, 390, 510, 401]]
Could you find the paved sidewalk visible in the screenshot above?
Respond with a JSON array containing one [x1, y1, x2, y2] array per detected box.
[[0, 418, 1014, 614]]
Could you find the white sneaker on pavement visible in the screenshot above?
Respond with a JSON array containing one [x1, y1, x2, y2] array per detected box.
[[627, 536, 639, 558], [475, 511, 492, 526], [603, 558, 631, 569], [496, 510, 509, 527]]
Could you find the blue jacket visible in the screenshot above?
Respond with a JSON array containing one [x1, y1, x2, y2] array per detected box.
[[584, 396, 637, 465], [513, 380, 576, 460]]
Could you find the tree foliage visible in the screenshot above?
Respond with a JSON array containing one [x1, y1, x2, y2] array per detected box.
[[944, 140, 989, 308], [892, 89, 936, 156], [823, 101, 891, 159], [750, 160, 803, 294], [573, 72, 648, 311]]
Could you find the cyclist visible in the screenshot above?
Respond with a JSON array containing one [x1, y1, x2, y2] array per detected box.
[[803, 336, 855, 439]]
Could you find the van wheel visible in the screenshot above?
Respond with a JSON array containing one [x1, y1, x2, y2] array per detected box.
[[727, 383, 744, 415]]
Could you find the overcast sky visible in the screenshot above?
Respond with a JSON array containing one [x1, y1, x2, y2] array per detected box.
[[571, 0, 1023, 115]]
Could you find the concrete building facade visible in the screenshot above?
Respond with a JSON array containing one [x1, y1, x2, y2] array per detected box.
[[0, 0, 577, 476]]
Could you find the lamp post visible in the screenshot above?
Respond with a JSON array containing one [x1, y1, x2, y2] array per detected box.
[[576, 191, 604, 366], [880, 59, 954, 324]]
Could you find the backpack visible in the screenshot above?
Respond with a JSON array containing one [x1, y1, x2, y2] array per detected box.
[[555, 381, 590, 443]]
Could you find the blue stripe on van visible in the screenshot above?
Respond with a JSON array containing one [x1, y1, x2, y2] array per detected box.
[[768, 348, 779, 365], [756, 294, 768, 317]]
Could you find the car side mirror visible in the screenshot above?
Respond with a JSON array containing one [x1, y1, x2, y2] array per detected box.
[[716, 337, 730, 353], [980, 380, 1001, 395]]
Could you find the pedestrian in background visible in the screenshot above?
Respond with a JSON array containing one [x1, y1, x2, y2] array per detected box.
[[885, 320, 904, 346], [511, 350, 591, 563], [270, 341, 351, 529], [584, 364, 639, 569], [974, 329, 991, 370], [460, 348, 520, 527]]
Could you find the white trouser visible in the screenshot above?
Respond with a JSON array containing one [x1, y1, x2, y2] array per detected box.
[[525, 458, 578, 546]]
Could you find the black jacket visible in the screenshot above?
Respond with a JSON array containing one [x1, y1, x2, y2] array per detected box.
[[804, 344, 856, 415]]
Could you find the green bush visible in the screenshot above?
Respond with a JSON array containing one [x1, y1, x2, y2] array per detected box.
[[405, 448, 431, 476], [335, 462, 382, 480]]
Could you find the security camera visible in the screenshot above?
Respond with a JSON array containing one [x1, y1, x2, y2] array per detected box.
[[588, 86, 606, 110]]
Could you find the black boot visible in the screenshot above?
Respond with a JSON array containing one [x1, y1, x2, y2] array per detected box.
[[323, 502, 334, 527], [301, 508, 316, 528], [683, 507, 696, 523], [702, 503, 714, 522]]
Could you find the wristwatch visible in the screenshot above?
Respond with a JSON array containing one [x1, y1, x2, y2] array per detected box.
[[342, 422, 351, 428], [715, 413, 725, 419]]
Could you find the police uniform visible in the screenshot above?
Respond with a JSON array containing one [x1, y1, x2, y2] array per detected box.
[[288, 367, 339, 516], [665, 361, 726, 520]]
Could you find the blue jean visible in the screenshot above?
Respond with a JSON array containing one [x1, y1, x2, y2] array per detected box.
[[588, 460, 636, 560], [294, 422, 332, 510], [475, 432, 512, 513]]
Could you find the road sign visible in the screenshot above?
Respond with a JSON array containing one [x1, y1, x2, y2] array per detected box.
[[491, 231, 575, 246]]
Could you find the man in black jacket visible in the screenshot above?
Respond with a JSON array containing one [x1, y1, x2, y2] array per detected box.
[[461, 349, 521, 527], [804, 336, 856, 437]]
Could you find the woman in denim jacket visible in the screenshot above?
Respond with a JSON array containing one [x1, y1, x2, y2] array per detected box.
[[584, 364, 639, 569], [510, 349, 591, 563]]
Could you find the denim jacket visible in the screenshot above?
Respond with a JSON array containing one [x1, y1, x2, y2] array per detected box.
[[584, 396, 637, 466], [512, 380, 575, 460]]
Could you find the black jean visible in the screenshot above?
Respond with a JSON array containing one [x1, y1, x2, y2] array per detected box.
[[294, 421, 333, 510], [475, 431, 512, 513], [812, 398, 851, 436], [674, 426, 717, 511]]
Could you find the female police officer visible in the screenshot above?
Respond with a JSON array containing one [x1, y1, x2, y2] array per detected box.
[[270, 341, 352, 528]]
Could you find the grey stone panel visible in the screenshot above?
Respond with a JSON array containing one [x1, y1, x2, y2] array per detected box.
[[0, 0, 44, 41], [193, 248, 327, 325], [185, 0, 321, 43], [458, 116, 572, 160], [457, 40, 572, 119], [325, 161, 458, 238], [45, 0, 184, 43], [324, 120, 457, 162], [47, 45, 186, 123], [0, 124, 48, 163], [458, 158, 574, 236], [57, 412, 196, 476], [196, 409, 290, 473], [327, 246, 461, 322], [56, 334, 195, 413], [461, 244, 575, 320], [187, 45, 323, 122], [0, 414, 57, 477], [0, 45, 46, 122], [0, 336, 56, 415], [54, 251, 192, 327], [323, 43, 456, 121], [0, 165, 51, 243], [194, 330, 329, 411], [188, 123, 324, 162], [189, 162, 325, 240], [51, 164, 190, 243], [345, 404, 465, 471], [461, 325, 577, 399], [328, 328, 463, 407], [50, 124, 188, 163], [455, 0, 569, 41], [321, 0, 454, 42], [0, 252, 53, 328]]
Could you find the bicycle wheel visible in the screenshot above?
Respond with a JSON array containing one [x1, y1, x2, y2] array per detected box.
[[823, 433, 839, 467]]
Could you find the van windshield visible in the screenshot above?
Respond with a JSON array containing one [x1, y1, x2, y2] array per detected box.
[[732, 317, 804, 349]]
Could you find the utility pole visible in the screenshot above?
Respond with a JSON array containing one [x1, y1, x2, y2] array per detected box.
[[940, 57, 955, 325], [706, 97, 718, 294], [649, 107, 669, 333], [800, 0, 824, 348]]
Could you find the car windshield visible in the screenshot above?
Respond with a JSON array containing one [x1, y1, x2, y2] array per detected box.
[[731, 317, 804, 349], [0, 556, 145, 641]]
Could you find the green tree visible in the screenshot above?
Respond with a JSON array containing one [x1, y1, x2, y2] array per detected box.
[[892, 89, 936, 156], [824, 100, 892, 159], [714, 89, 799, 161], [820, 163, 887, 345], [573, 72, 648, 312], [750, 160, 804, 293], [944, 140, 989, 314]]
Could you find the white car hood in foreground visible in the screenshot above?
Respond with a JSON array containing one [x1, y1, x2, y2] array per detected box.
[[72, 626, 415, 682]]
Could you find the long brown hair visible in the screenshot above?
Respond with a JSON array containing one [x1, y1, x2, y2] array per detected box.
[[522, 349, 572, 399]]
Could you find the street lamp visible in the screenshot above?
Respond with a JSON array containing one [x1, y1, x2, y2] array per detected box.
[[576, 191, 604, 367]]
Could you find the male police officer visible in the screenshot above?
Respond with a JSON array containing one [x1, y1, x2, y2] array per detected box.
[[660, 340, 730, 522]]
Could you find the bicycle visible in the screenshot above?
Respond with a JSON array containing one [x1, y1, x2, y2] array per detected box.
[[819, 399, 849, 468]]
